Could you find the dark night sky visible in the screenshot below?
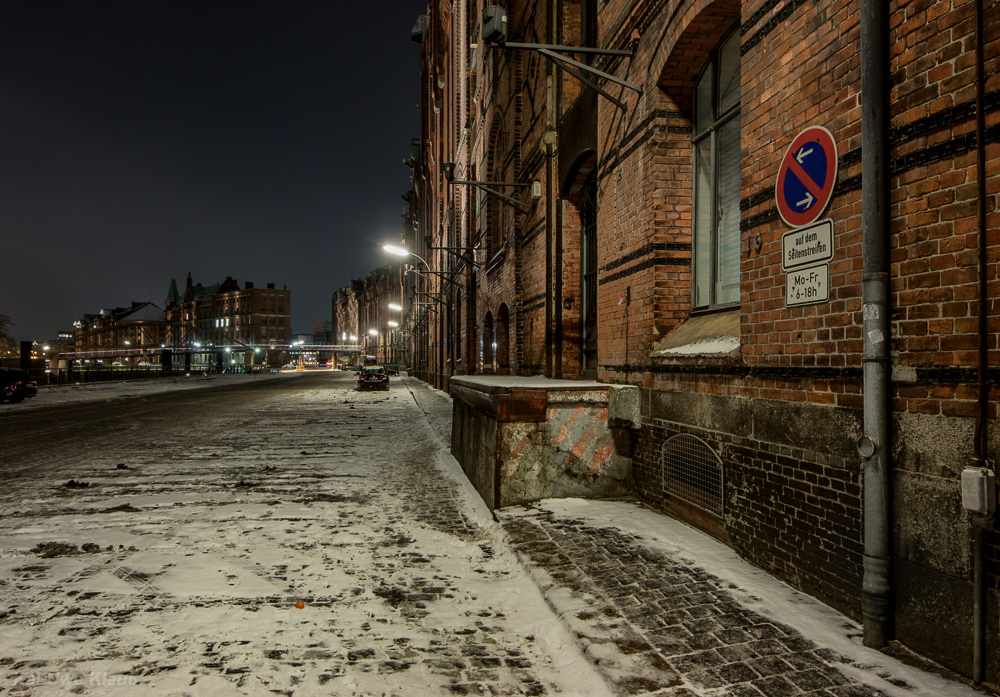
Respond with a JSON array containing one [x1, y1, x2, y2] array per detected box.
[[0, 1, 427, 342]]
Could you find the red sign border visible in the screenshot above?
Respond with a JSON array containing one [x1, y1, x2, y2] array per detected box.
[[775, 126, 838, 228]]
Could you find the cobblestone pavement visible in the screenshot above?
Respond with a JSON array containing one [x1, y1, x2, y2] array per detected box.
[[495, 501, 984, 697]]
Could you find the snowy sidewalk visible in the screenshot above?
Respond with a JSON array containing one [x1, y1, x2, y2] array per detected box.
[[395, 376, 982, 697]]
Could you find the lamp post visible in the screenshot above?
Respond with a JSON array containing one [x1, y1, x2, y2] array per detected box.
[[384, 244, 436, 382]]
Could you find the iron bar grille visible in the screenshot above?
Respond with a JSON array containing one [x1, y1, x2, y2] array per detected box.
[[662, 434, 724, 516]]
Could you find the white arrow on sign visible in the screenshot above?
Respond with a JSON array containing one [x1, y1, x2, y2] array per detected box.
[[796, 147, 813, 163], [797, 192, 814, 208]]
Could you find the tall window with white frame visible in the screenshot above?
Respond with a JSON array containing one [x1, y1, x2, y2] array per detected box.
[[692, 29, 741, 310]]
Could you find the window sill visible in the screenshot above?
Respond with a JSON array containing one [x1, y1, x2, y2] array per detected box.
[[650, 309, 740, 359]]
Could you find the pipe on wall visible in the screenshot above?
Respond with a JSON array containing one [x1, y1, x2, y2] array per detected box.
[[860, 0, 892, 650], [972, 0, 990, 683]]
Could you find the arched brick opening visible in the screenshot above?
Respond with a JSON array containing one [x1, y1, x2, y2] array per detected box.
[[496, 304, 511, 375], [654, 0, 741, 110], [560, 150, 598, 205], [482, 311, 495, 374]]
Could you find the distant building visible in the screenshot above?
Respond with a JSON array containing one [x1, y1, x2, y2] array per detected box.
[[164, 273, 291, 349], [332, 268, 405, 366], [312, 320, 332, 345], [74, 301, 167, 352], [72, 274, 291, 369]]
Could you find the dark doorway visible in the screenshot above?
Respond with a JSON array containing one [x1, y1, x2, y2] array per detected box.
[[581, 170, 598, 379]]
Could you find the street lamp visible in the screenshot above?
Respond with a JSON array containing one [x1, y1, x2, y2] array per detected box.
[[388, 303, 403, 311], [383, 243, 430, 271]]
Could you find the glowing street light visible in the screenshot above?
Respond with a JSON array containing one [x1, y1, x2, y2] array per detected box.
[[388, 303, 403, 311], [388, 321, 399, 328], [382, 243, 429, 270], [383, 244, 409, 257]]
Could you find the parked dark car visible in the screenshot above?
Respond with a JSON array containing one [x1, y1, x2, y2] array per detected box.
[[357, 365, 389, 391], [0, 368, 38, 403]]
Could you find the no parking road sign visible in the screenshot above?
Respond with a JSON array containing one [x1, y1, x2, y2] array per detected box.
[[775, 126, 838, 228]]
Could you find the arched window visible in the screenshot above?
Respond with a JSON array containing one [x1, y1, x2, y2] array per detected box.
[[692, 29, 741, 309]]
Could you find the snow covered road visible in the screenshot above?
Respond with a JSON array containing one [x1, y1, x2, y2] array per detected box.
[[0, 372, 612, 696]]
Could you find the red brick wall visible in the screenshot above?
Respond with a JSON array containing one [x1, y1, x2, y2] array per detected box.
[[403, 0, 997, 679], [595, 0, 998, 679]]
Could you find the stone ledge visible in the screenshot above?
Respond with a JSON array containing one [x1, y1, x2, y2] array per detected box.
[[450, 375, 612, 423]]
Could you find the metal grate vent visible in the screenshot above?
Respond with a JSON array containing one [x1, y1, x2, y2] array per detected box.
[[662, 434, 724, 516]]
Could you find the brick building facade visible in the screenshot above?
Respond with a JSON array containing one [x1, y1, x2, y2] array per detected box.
[[332, 267, 407, 366], [406, 0, 998, 681], [73, 301, 168, 353], [164, 274, 291, 354], [70, 275, 291, 369]]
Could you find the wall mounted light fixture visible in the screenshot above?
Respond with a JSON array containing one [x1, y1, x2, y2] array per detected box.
[[481, 5, 642, 111], [442, 162, 535, 212]]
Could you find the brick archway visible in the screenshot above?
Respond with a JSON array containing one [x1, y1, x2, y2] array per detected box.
[[496, 304, 510, 375], [652, 0, 741, 112]]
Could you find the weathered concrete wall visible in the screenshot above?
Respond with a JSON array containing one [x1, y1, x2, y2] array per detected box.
[[891, 411, 1000, 678], [499, 398, 631, 506], [450, 376, 636, 509], [451, 397, 498, 509]]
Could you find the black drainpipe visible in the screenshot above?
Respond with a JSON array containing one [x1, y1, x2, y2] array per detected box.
[[859, 0, 892, 650], [972, 0, 990, 683]]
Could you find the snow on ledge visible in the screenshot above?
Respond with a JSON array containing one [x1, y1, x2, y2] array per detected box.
[[651, 334, 740, 356]]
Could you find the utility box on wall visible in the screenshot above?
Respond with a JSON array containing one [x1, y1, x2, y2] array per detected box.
[[961, 467, 996, 516], [481, 6, 508, 45]]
